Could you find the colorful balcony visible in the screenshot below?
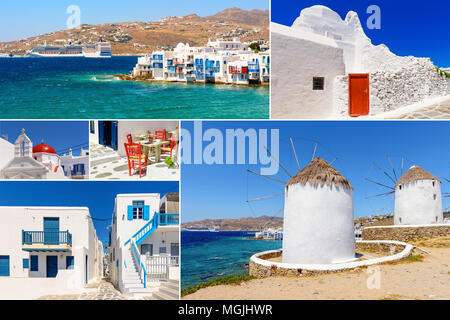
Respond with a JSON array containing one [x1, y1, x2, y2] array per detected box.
[[22, 230, 72, 252], [157, 213, 179, 226]]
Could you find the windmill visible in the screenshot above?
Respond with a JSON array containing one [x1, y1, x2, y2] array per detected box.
[[245, 137, 355, 264], [365, 157, 448, 225]]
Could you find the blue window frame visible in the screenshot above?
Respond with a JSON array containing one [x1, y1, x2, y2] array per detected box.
[[128, 201, 150, 220], [30, 255, 38, 271], [66, 256, 74, 270], [23, 258, 29, 269], [0, 256, 10, 276]]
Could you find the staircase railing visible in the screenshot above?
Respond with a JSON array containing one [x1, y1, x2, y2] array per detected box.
[[130, 240, 147, 288]]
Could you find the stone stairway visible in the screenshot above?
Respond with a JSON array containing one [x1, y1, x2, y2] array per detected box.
[[122, 246, 157, 299], [152, 279, 179, 300]]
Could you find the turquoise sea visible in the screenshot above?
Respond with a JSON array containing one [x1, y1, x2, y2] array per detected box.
[[0, 57, 269, 119], [181, 231, 282, 290]]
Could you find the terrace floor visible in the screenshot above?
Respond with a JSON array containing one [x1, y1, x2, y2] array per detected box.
[[390, 99, 450, 119], [90, 143, 180, 180]]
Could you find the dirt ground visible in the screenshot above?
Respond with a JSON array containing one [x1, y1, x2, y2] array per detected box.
[[183, 237, 450, 300]]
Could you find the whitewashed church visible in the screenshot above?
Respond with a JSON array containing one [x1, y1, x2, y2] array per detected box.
[[0, 129, 67, 180], [271, 5, 450, 119]]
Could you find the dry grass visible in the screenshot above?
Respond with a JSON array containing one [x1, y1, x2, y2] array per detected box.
[[413, 235, 450, 248], [395, 165, 440, 186], [287, 157, 353, 190], [379, 294, 403, 300]]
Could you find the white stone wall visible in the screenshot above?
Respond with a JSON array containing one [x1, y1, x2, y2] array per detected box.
[[271, 22, 346, 119], [333, 59, 450, 117]]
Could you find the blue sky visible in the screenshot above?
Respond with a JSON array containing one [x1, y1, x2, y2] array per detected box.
[[0, 121, 88, 156], [0, 181, 179, 247], [0, 0, 269, 42], [181, 121, 450, 222], [271, 0, 450, 68]]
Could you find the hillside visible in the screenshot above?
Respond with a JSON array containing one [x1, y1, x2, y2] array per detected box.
[[182, 212, 406, 231], [182, 216, 283, 231], [0, 8, 269, 56]]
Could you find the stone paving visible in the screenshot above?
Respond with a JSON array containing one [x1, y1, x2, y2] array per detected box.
[[90, 143, 180, 180], [389, 99, 450, 119], [36, 280, 131, 300]]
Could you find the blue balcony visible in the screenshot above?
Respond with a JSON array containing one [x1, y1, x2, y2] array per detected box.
[[22, 230, 72, 252], [157, 213, 179, 226], [248, 62, 260, 72]]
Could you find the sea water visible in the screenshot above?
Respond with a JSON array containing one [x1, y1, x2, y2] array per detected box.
[[181, 231, 282, 290], [0, 57, 269, 119]]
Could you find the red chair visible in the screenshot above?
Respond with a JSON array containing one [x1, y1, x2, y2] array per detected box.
[[126, 134, 133, 144], [161, 136, 177, 157], [124, 142, 148, 178], [154, 130, 167, 142]]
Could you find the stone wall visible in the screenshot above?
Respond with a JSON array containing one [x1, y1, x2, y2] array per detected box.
[[334, 58, 450, 117], [249, 241, 412, 279], [362, 225, 450, 242]]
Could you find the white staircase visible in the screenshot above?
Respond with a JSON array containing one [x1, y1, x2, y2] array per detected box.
[[122, 245, 158, 299], [152, 279, 179, 300]]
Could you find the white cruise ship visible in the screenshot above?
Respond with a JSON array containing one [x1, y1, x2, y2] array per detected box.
[[27, 39, 112, 58]]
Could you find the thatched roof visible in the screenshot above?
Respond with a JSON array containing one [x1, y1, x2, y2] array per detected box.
[[395, 165, 440, 186], [286, 157, 353, 190]]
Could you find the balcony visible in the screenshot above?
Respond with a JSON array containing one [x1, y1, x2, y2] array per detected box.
[[22, 230, 72, 252], [157, 213, 179, 226]]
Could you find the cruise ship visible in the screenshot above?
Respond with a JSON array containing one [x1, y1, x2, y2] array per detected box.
[[27, 39, 111, 58]]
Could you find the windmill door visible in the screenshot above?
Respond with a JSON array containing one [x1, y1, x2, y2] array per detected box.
[[349, 74, 370, 116]]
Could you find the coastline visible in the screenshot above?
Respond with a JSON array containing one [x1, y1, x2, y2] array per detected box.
[[182, 236, 450, 300], [114, 73, 270, 87]]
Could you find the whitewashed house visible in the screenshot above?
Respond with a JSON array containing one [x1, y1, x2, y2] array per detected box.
[[0, 135, 14, 171], [60, 148, 89, 179], [108, 193, 179, 299], [0, 206, 104, 299], [0, 129, 67, 180], [271, 5, 450, 119], [129, 38, 270, 85]]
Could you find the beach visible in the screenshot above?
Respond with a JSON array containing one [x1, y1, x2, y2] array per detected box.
[[183, 237, 450, 300]]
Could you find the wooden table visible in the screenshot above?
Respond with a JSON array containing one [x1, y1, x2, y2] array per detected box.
[[139, 140, 170, 163]]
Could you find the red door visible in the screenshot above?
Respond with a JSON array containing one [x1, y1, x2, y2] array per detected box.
[[349, 74, 369, 116]]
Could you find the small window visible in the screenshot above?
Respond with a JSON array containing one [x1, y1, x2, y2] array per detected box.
[[133, 201, 144, 219], [23, 258, 29, 269], [399, 185, 402, 190], [66, 256, 74, 270], [433, 194, 437, 200], [170, 243, 179, 257], [30, 255, 38, 271], [432, 181, 435, 187], [399, 217, 402, 223], [313, 77, 325, 90], [159, 247, 167, 254]]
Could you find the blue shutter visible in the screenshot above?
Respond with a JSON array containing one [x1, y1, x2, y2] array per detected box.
[[30, 256, 38, 271], [143, 205, 150, 220], [23, 258, 29, 269], [0, 256, 10, 276], [127, 205, 133, 220]]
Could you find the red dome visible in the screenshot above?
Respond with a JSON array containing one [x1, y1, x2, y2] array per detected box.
[[33, 143, 57, 154]]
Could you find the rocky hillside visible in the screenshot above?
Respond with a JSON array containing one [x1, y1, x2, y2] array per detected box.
[[182, 215, 283, 231], [0, 8, 269, 56]]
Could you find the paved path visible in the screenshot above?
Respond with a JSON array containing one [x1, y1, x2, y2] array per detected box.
[[390, 99, 450, 119], [36, 280, 130, 300]]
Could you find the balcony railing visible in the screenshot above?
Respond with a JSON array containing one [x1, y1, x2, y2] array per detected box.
[[157, 213, 179, 226], [22, 230, 72, 246]]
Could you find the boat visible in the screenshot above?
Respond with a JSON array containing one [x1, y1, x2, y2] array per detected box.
[[27, 38, 111, 58], [183, 226, 220, 232]]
